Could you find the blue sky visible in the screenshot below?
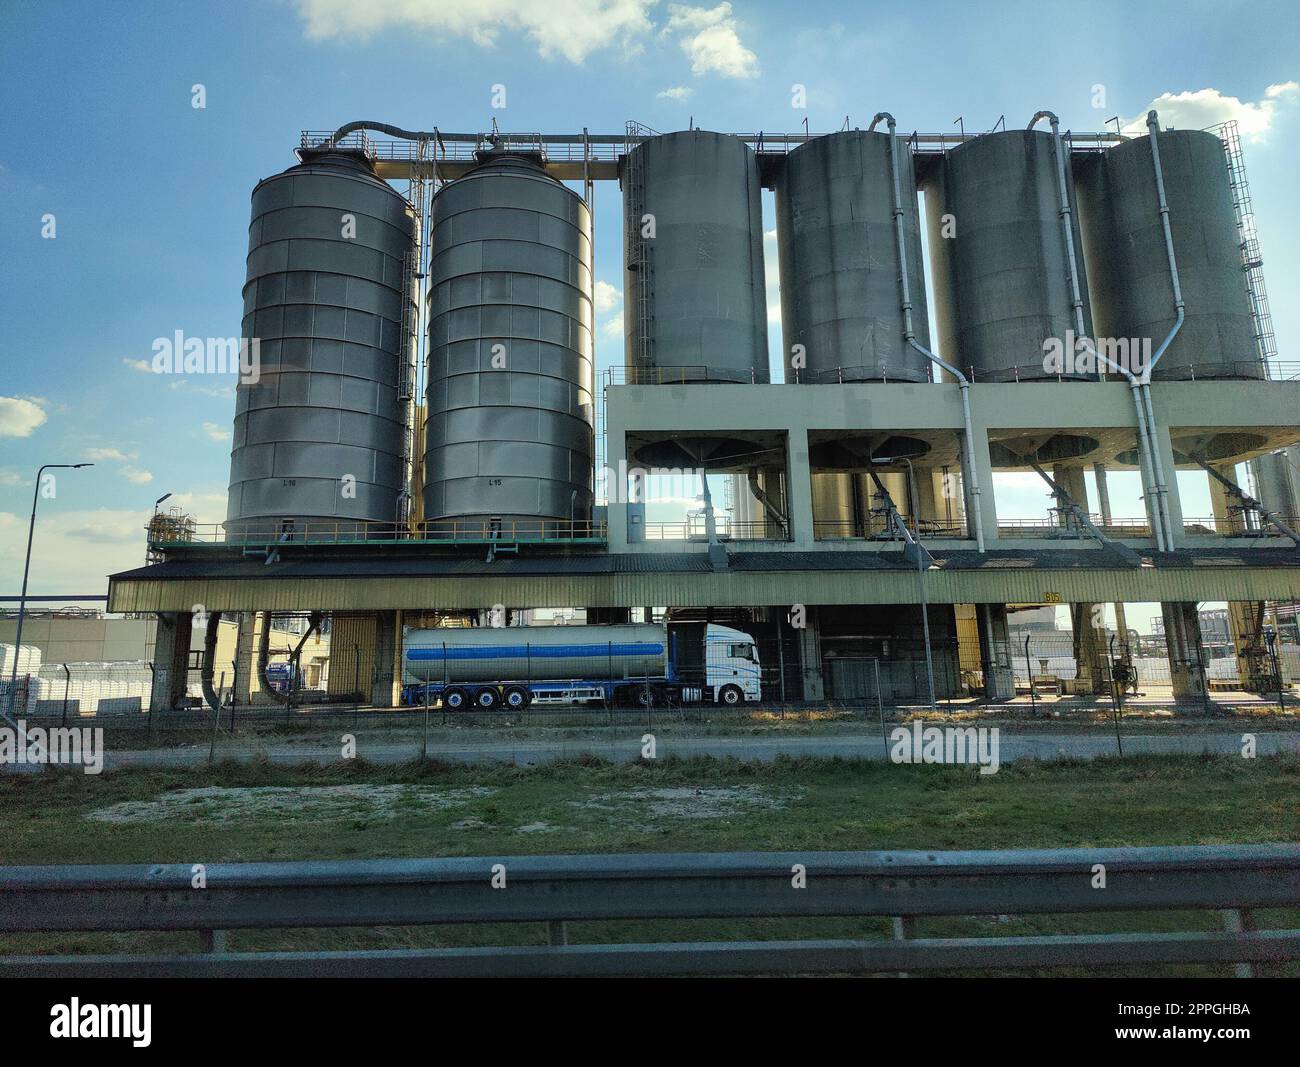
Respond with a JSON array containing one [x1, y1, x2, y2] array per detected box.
[[1, 0, 1297, 604]]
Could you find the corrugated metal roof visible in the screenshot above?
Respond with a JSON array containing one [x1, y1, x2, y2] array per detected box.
[[107, 546, 1300, 613]]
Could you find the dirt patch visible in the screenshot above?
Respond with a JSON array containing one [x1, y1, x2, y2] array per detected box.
[[86, 785, 496, 825], [571, 786, 797, 824]]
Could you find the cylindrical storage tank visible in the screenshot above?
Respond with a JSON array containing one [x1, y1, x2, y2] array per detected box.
[[1078, 129, 1260, 380], [226, 151, 416, 537], [924, 129, 1093, 381], [623, 130, 768, 383], [776, 131, 930, 383], [402, 624, 667, 683], [424, 152, 594, 531], [1251, 447, 1300, 519]]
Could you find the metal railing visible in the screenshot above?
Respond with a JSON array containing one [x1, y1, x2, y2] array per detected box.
[[814, 518, 968, 541], [639, 518, 789, 542], [148, 518, 609, 547], [604, 365, 762, 386], [3, 845, 1296, 976]]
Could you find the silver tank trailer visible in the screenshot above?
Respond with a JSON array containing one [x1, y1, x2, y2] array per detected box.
[[1078, 129, 1260, 380], [776, 131, 930, 383], [622, 130, 769, 383], [402, 623, 668, 683], [226, 151, 416, 537], [423, 152, 594, 530], [925, 129, 1093, 381]]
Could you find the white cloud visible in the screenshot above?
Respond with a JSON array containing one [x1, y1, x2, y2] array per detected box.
[[657, 85, 694, 101], [665, 3, 758, 79], [764, 229, 781, 325], [1123, 82, 1300, 142], [121, 358, 153, 373], [84, 447, 133, 463], [0, 471, 29, 488], [0, 396, 47, 438], [119, 466, 154, 485], [202, 421, 231, 443], [600, 311, 625, 341], [295, 0, 656, 65], [593, 280, 621, 314]]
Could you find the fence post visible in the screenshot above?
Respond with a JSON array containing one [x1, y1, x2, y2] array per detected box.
[[61, 663, 71, 726], [874, 659, 886, 748], [209, 672, 224, 765], [1219, 908, 1256, 978], [1024, 634, 1037, 715]]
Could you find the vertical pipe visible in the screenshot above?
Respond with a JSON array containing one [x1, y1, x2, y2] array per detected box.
[[872, 112, 985, 552]]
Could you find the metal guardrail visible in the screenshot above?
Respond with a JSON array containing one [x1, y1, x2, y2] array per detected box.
[[149, 518, 609, 547], [3, 845, 1297, 976]]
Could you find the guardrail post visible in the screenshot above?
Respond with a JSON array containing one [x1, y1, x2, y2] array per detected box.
[[547, 921, 568, 947], [892, 915, 915, 978], [1220, 908, 1257, 977], [198, 930, 227, 953]]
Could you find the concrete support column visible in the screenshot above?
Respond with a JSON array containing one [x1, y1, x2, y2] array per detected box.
[[788, 433, 816, 549], [372, 610, 402, 708], [606, 427, 630, 549], [233, 612, 255, 706], [977, 604, 1016, 701], [1152, 423, 1186, 548], [797, 607, 824, 701], [1070, 603, 1110, 695], [149, 611, 192, 713], [967, 423, 998, 544], [1161, 602, 1208, 699]]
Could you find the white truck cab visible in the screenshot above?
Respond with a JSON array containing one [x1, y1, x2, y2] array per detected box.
[[704, 624, 763, 704]]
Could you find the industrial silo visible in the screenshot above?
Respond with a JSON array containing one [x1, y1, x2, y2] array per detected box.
[[226, 150, 416, 537], [622, 130, 769, 383], [775, 131, 930, 383], [1078, 128, 1261, 379], [423, 150, 594, 531], [924, 129, 1094, 381]]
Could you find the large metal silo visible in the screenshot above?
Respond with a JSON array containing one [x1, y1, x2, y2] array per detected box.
[[1078, 129, 1261, 380], [924, 129, 1093, 381], [423, 151, 594, 530], [775, 131, 930, 383], [226, 150, 416, 537], [622, 130, 769, 383]]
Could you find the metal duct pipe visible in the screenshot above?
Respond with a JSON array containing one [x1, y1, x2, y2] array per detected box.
[[256, 611, 291, 706], [1136, 110, 1185, 546], [1032, 108, 1168, 551], [873, 111, 985, 552], [200, 611, 222, 712], [327, 121, 440, 146]]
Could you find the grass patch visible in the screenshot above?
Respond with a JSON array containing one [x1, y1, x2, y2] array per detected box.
[[2, 754, 1296, 975]]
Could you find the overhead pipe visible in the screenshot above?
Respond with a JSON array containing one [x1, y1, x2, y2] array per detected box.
[[256, 611, 292, 706], [1137, 110, 1185, 547], [1029, 108, 1169, 552], [872, 111, 985, 552], [200, 611, 223, 712]]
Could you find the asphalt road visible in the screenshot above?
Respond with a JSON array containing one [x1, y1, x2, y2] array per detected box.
[[6, 728, 1296, 773]]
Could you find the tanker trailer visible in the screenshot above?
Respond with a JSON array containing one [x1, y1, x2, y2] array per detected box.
[[401, 622, 761, 709]]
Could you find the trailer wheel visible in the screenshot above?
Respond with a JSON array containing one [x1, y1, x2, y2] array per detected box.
[[635, 686, 657, 708], [475, 687, 500, 710], [442, 687, 469, 711], [503, 686, 530, 710], [718, 684, 745, 706]]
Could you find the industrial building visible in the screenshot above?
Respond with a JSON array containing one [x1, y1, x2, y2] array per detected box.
[[107, 113, 1300, 711]]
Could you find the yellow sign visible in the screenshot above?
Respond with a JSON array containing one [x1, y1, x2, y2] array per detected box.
[[1043, 592, 1061, 604]]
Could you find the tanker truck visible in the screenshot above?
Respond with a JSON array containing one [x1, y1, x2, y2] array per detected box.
[[400, 622, 761, 710]]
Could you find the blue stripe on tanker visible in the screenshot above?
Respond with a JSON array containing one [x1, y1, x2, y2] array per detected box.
[[406, 642, 666, 661]]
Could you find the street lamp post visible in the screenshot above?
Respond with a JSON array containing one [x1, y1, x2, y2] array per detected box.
[[5, 462, 93, 719], [874, 456, 936, 710]]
